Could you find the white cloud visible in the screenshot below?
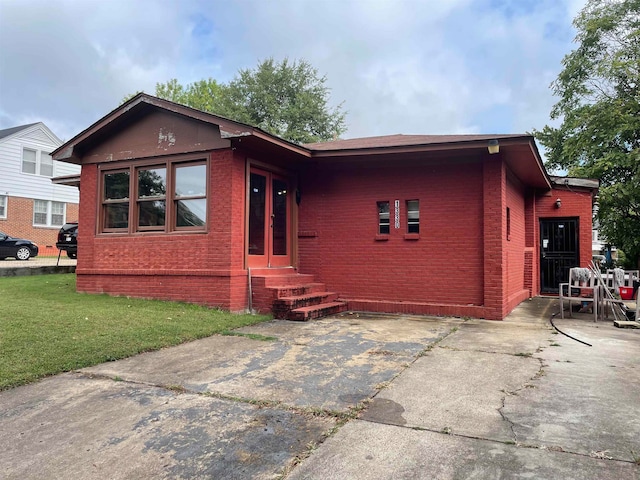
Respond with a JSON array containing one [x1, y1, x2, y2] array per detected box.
[[0, 0, 587, 142]]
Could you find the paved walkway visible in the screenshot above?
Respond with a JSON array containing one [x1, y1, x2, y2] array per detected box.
[[1, 298, 639, 479], [0, 256, 76, 276]]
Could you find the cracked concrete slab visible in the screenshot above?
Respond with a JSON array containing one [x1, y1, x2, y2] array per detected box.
[[287, 420, 638, 480], [0, 373, 334, 480], [503, 318, 640, 462], [83, 316, 455, 411], [361, 347, 542, 442]]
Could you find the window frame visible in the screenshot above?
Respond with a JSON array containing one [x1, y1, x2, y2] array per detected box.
[[377, 201, 390, 235], [21, 148, 54, 177], [406, 199, 420, 234], [0, 195, 6, 219], [136, 165, 167, 232], [98, 154, 208, 235], [33, 199, 66, 227]]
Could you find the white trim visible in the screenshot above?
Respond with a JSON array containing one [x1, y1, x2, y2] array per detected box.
[[22, 147, 54, 177], [0, 195, 6, 219]]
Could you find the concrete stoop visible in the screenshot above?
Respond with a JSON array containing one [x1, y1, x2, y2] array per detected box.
[[250, 267, 347, 321]]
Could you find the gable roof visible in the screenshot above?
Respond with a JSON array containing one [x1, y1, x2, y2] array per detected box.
[[52, 93, 553, 189], [0, 123, 38, 142]]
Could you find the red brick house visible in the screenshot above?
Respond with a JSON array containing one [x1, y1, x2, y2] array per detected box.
[[51, 94, 597, 320]]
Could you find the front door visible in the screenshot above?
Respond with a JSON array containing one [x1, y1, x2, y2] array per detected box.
[[540, 218, 579, 293], [248, 168, 291, 267]]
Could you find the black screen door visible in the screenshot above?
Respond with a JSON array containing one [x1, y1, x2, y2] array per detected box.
[[540, 218, 579, 293]]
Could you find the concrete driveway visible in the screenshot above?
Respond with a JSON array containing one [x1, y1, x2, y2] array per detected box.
[[1, 298, 639, 479]]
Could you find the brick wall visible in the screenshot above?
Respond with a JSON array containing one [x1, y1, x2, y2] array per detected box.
[[0, 195, 78, 252], [298, 155, 487, 317], [75, 148, 250, 312], [504, 171, 529, 313], [534, 187, 594, 293]]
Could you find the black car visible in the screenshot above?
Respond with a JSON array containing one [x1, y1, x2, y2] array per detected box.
[[0, 231, 39, 260], [56, 222, 78, 259]]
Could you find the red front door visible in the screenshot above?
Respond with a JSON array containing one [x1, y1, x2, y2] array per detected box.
[[248, 168, 291, 267]]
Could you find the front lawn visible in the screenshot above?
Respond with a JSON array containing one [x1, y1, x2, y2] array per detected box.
[[0, 274, 270, 390]]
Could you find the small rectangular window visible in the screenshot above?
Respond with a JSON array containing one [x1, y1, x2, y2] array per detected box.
[[0, 195, 6, 218], [22, 149, 37, 174], [407, 200, 419, 234], [506, 207, 511, 240], [377, 201, 390, 234]]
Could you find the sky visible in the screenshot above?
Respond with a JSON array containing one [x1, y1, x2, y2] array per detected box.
[[0, 0, 587, 145]]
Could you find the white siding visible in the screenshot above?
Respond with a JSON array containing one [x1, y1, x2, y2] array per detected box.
[[0, 123, 80, 204]]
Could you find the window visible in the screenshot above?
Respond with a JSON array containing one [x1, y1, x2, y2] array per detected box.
[[0, 195, 6, 219], [100, 158, 207, 234], [22, 148, 53, 177], [33, 200, 65, 227], [174, 163, 207, 228], [506, 207, 511, 240], [137, 167, 166, 230], [22, 149, 37, 174], [377, 201, 390, 234], [103, 171, 130, 231], [407, 200, 419, 233], [40, 153, 53, 177]]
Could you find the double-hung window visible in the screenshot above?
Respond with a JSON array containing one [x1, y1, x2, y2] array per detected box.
[[22, 148, 53, 177], [0, 195, 6, 219], [33, 200, 65, 227], [407, 200, 419, 234], [100, 157, 207, 234]]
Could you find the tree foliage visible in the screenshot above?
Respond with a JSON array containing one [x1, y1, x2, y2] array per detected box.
[[535, 0, 640, 267], [126, 58, 346, 144]]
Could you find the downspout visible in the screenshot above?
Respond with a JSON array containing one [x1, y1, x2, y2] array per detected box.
[[247, 267, 254, 314]]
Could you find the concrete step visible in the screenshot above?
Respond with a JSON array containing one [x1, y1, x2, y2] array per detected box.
[[272, 292, 338, 319], [288, 301, 348, 321], [257, 273, 316, 287], [269, 283, 327, 299]]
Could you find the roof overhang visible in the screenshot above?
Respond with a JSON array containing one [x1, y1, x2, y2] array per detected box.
[[51, 174, 80, 188], [51, 94, 551, 190]]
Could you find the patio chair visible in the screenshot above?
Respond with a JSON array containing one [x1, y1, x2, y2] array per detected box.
[[600, 269, 639, 322], [559, 267, 599, 321]]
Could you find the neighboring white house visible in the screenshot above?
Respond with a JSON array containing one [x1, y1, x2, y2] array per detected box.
[[0, 122, 80, 250]]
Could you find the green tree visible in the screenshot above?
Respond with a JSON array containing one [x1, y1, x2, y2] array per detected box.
[[535, 0, 640, 268], [126, 58, 346, 144]]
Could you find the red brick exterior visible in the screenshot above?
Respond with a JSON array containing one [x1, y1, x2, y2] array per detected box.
[[0, 196, 78, 253], [58, 100, 596, 321], [75, 149, 250, 312], [533, 187, 594, 293]]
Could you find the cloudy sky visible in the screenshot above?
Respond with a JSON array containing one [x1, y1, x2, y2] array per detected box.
[[0, 0, 586, 144]]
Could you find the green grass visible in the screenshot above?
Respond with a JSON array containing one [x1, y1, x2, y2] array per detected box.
[[0, 274, 271, 390]]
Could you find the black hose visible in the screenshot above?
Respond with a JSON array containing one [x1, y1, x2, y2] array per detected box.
[[549, 312, 592, 347]]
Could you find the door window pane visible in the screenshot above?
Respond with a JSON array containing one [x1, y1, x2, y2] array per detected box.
[[249, 172, 266, 255], [272, 178, 287, 255]]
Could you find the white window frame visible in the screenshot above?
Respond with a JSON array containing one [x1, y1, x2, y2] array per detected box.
[[22, 148, 54, 177], [33, 200, 66, 227], [0, 195, 6, 219]]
